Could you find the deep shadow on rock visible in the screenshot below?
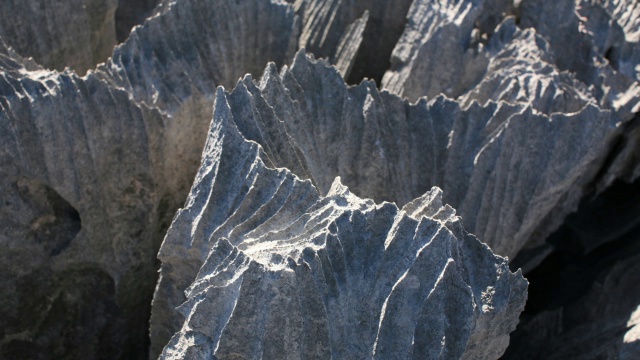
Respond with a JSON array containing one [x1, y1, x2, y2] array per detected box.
[[115, 0, 160, 42], [1, 0, 640, 358], [507, 177, 640, 359]]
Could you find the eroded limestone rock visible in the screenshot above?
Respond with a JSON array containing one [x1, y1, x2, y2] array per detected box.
[[0, 0, 118, 75], [0, 41, 164, 358], [207, 51, 620, 261], [2, 0, 640, 359], [153, 86, 528, 359], [381, 0, 514, 101], [151, 49, 622, 357]]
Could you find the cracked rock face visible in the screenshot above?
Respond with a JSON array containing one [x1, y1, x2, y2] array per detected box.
[[153, 83, 528, 359], [0, 1, 298, 356]]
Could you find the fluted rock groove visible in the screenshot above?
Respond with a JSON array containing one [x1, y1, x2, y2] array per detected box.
[[2, 0, 640, 359], [152, 84, 528, 359]]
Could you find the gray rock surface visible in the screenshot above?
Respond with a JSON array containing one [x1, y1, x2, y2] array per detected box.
[[0, 0, 367, 357], [93, 0, 302, 207], [292, 0, 415, 82], [153, 85, 527, 359], [150, 49, 622, 357], [458, 17, 597, 114], [0, 0, 382, 358], [593, 0, 640, 82], [517, 0, 640, 118], [0, 41, 166, 358], [209, 51, 620, 261], [381, 0, 513, 101], [2, 0, 640, 358], [519, 0, 640, 191], [382, 0, 640, 117], [0, 0, 118, 75], [379, 0, 640, 255]]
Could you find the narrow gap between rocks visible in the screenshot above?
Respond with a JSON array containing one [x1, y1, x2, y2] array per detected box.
[[346, 1, 414, 85], [504, 177, 640, 358], [115, 0, 161, 43]]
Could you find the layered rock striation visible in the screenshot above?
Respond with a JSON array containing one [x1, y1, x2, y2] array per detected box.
[[210, 51, 620, 260], [1, 0, 640, 359], [153, 85, 527, 359], [0, 0, 119, 75]]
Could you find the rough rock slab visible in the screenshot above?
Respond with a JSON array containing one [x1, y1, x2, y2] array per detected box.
[[93, 0, 305, 206], [0, 0, 301, 356], [2, 0, 640, 359], [0, 0, 118, 75], [382, 0, 640, 119], [153, 86, 528, 359], [381, 0, 513, 101], [521, 0, 640, 79], [0, 41, 165, 359], [151, 48, 623, 356], [208, 51, 621, 261], [458, 17, 597, 115], [376, 0, 639, 257], [0, 1, 373, 357], [292, 0, 414, 82], [517, 0, 640, 118]]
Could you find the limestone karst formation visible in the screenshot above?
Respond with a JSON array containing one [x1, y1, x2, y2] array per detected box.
[[0, 0, 639, 359]]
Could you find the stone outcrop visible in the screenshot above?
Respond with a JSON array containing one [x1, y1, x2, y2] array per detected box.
[[201, 51, 620, 260], [93, 0, 302, 206], [150, 47, 619, 356], [458, 17, 596, 115], [0, 0, 119, 75], [382, 0, 640, 116], [520, 0, 640, 191], [151, 46, 636, 357], [2, 0, 640, 359], [292, 0, 414, 82], [0, 0, 409, 357], [0, 41, 164, 358], [0, 0, 300, 357], [153, 83, 527, 359], [379, 0, 640, 255], [381, 0, 513, 101]]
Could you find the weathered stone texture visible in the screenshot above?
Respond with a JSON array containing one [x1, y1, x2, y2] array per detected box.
[[2, 0, 640, 359], [0, 41, 164, 358], [153, 83, 527, 359], [0, 0, 118, 74]]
